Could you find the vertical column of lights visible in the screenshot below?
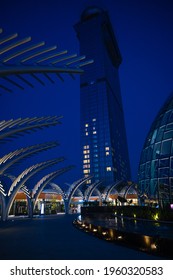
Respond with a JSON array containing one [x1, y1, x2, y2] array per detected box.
[[92, 118, 99, 179], [105, 146, 112, 172], [83, 123, 90, 177]]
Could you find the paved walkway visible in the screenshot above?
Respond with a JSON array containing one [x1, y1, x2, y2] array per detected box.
[[0, 214, 162, 260]]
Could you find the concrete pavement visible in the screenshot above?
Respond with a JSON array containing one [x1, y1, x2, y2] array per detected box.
[[0, 214, 162, 260]]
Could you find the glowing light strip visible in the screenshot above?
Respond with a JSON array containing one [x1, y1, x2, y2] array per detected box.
[[36, 50, 68, 63], [0, 190, 7, 196], [8, 118, 29, 128], [51, 54, 77, 64], [0, 119, 15, 131], [0, 37, 31, 55], [0, 33, 18, 45], [21, 46, 57, 62], [3, 41, 45, 62]]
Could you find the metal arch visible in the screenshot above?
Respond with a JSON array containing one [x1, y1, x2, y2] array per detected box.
[[102, 183, 116, 201], [74, 189, 84, 200], [84, 182, 96, 199], [67, 175, 92, 198], [85, 181, 102, 202], [49, 182, 65, 197], [65, 176, 92, 213], [104, 180, 124, 201], [0, 141, 58, 174], [0, 192, 6, 221], [32, 166, 74, 209], [0, 180, 7, 196], [0, 174, 16, 196], [0, 116, 62, 142], [5, 157, 65, 220], [91, 188, 102, 202], [0, 174, 31, 220], [0, 174, 29, 198], [32, 167, 73, 198], [0, 65, 84, 77], [121, 182, 138, 199], [20, 185, 31, 198], [8, 157, 64, 196]]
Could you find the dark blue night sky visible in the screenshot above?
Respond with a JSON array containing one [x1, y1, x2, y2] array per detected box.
[[0, 0, 173, 187]]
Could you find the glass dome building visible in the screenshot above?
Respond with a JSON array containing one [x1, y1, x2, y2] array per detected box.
[[138, 92, 173, 206]]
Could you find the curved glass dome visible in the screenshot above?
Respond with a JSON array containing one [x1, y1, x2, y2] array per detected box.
[[138, 92, 173, 204]]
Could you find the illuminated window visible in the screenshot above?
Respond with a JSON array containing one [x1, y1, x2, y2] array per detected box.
[[86, 132, 89, 136], [83, 164, 90, 169], [106, 152, 110, 156], [83, 169, 90, 174], [106, 167, 112, 171], [85, 124, 89, 127], [83, 159, 90, 164], [92, 118, 96, 122], [105, 147, 110, 151], [93, 131, 97, 134], [83, 149, 90, 154], [84, 155, 90, 159], [86, 180, 91, 184], [83, 145, 89, 149]]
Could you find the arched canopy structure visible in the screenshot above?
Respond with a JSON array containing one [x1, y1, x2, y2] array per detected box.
[[65, 176, 92, 213], [104, 180, 124, 201], [0, 116, 62, 142], [0, 141, 58, 174], [4, 157, 65, 220], [0, 27, 94, 220], [0, 28, 93, 93], [84, 181, 102, 202], [32, 165, 74, 209]]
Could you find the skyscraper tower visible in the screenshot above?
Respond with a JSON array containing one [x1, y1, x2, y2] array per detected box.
[[74, 6, 131, 185]]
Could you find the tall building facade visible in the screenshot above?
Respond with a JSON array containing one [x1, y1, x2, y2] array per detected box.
[[74, 6, 131, 185]]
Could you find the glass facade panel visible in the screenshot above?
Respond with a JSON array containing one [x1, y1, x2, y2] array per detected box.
[[153, 142, 161, 159], [163, 130, 173, 139], [156, 126, 165, 141], [161, 140, 172, 155]]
